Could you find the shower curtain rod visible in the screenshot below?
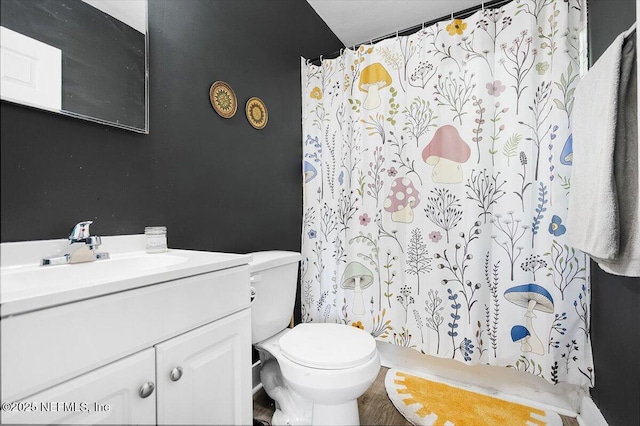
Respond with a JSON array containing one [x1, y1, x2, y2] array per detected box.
[[310, 0, 513, 65]]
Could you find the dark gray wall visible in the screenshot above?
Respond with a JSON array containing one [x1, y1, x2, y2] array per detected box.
[[1, 0, 342, 256], [1, 0, 146, 129], [587, 1, 640, 426]]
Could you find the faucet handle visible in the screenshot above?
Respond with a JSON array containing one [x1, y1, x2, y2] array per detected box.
[[85, 235, 102, 250], [69, 221, 93, 243]]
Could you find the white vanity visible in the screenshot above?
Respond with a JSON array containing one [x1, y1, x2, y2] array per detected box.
[[0, 235, 253, 425]]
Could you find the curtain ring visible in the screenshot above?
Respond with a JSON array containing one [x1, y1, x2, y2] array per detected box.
[[451, 13, 454, 21], [481, 2, 485, 10]]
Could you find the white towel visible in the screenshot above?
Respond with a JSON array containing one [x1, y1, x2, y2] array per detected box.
[[568, 25, 639, 277]]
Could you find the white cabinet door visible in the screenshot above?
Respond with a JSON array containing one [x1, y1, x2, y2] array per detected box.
[[1, 348, 156, 425], [156, 309, 252, 426]]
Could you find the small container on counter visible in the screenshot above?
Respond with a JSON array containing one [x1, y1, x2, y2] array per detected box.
[[145, 226, 167, 253]]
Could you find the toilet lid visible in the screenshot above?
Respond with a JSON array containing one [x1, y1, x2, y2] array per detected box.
[[279, 323, 376, 370]]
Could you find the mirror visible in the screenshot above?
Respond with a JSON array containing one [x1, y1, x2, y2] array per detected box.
[[1, 0, 148, 133]]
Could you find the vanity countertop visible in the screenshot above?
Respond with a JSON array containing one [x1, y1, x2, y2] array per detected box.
[[0, 236, 251, 317]]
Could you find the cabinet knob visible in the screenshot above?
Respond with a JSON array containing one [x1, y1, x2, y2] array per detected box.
[[170, 366, 183, 382], [139, 381, 155, 398]]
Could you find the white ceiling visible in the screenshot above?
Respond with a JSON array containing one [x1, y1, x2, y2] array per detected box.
[[82, 0, 147, 34], [306, 0, 485, 48]]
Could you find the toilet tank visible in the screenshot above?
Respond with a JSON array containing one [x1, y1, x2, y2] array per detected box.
[[249, 251, 301, 344]]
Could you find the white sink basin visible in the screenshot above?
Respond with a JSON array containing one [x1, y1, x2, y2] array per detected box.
[[0, 237, 250, 317], [3, 252, 188, 290]]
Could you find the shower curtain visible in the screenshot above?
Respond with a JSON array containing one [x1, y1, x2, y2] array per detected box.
[[301, 0, 593, 388]]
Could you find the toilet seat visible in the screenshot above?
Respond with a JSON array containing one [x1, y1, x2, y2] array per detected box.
[[279, 323, 377, 370]]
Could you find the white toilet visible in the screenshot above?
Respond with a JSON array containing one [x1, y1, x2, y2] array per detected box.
[[249, 251, 380, 426]]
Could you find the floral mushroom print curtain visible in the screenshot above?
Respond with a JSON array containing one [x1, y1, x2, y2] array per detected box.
[[301, 0, 593, 388]]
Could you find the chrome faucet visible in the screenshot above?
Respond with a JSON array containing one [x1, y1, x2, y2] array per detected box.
[[68, 220, 92, 243], [41, 221, 110, 266]]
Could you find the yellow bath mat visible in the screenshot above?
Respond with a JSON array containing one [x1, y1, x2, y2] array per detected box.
[[385, 369, 563, 426]]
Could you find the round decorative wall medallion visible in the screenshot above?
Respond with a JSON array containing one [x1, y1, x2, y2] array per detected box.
[[245, 97, 268, 129], [209, 81, 237, 118]]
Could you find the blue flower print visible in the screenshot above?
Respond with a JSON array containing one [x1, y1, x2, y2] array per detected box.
[[308, 229, 317, 239], [460, 338, 475, 361], [548, 215, 566, 236]]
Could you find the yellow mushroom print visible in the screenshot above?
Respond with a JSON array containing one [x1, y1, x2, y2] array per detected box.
[[358, 63, 392, 110]]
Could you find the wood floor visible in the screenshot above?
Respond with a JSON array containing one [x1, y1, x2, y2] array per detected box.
[[253, 367, 580, 425]]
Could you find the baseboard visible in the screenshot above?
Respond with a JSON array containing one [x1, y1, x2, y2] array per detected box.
[[577, 396, 609, 426]]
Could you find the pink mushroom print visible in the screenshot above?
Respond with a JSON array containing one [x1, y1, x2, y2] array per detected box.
[[383, 177, 421, 223], [422, 125, 471, 183]]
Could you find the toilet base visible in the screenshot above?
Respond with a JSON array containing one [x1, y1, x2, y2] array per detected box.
[[272, 407, 309, 426], [270, 400, 360, 426], [260, 358, 312, 425], [255, 328, 379, 426], [311, 400, 360, 426]]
